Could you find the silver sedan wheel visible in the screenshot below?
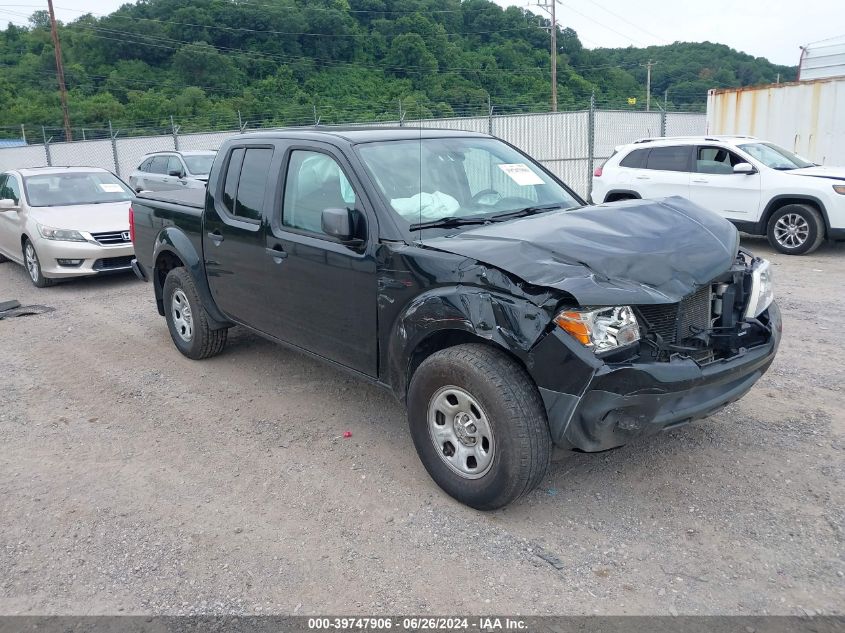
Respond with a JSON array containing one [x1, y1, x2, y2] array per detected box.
[[24, 242, 39, 282], [773, 213, 810, 249], [171, 289, 194, 342], [427, 385, 495, 479]]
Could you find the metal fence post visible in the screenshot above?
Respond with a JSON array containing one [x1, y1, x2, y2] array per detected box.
[[42, 126, 52, 167], [108, 120, 120, 176], [587, 92, 595, 198], [398, 99, 404, 127], [171, 115, 180, 150], [487, 95, 494, 136], [660, 109, 667, 137]]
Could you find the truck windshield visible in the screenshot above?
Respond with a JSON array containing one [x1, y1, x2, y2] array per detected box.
[[356, 137, 581, 229], [737, 142, 814, 170], [183, 154, 216, 175], [24, 171, 133, 207]]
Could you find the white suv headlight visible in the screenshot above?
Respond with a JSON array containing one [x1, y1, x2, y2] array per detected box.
[[554, 306, 640, 354], [37, 224, 88, 242], [744, 259, 774, 318]]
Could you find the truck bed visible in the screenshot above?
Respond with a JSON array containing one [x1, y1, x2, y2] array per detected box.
[[136, 187, 205, 209]]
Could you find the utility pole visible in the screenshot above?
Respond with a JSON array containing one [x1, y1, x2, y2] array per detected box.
[[46, 0, 72, 142], [641, 59, 657, 111], [536, 0, 557, 112]]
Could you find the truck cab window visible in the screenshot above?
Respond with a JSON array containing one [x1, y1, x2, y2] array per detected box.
[[283, 151, 356, 235]]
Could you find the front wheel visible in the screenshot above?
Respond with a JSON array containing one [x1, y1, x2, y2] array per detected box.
[[767, 204, 825, 255], [23, 239, 53, 287], [407, 344, 552, 510], [162, 267, 227, 360]]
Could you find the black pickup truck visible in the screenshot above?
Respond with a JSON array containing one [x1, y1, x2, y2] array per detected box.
[[130, 128, 781, 510]]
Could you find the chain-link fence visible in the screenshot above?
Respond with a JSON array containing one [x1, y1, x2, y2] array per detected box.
[[0, 105, 705, 198]]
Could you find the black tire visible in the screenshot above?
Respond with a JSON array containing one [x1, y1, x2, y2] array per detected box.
[[407, 344, 552, 510], [22, 238, 53, 288], [766, 204, 825, 255], [162, 267, 227, 360]]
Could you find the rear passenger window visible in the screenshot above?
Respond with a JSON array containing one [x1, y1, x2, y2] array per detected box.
[[645, 146, 690, 172], [149, 156, 169, 174], [235, 149, 273, 221], [222, 148, 245, 215], [221, 147, 273, 221], [620, 148, 648, 168]]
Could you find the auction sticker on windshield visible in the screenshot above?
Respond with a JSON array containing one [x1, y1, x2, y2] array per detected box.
[[497, 163, 544, 186], [99, 183, 124, 193]]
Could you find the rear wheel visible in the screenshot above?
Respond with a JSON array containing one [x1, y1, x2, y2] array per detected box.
[[23, 239, 53, 288], [407, 344, 552, 510], [162, 267, 227, 359], [767, 204, 825, 255]]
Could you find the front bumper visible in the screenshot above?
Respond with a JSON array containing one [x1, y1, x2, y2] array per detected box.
[[35, 237, 135, 278], [538, 302, 782, 452]]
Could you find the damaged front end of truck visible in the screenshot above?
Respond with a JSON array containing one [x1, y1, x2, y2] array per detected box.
[[409, 196, 782, 452]]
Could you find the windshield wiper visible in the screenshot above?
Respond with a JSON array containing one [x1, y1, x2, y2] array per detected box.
[[409, 216, 490, 231], [489, 203, 566, 222]]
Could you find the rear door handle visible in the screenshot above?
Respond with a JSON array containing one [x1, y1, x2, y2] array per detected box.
[[692, 178, 708, 183], [634, 175, 650, 180], [265, 246, 288, 263], [207, 231, 224, 244]]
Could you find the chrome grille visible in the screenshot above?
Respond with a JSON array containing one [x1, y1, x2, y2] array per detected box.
[[91, 230, 131, 246], [638, 285, 712, 344]]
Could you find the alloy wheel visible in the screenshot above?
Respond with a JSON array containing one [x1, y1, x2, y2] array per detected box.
[[773, 213, 810, 249]]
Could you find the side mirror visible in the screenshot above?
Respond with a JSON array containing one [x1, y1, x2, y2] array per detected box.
[[0, 198, 18, 211], [733, 162, 756, 175], [321, 207, 354, 241], [168, 168, 185, 177]]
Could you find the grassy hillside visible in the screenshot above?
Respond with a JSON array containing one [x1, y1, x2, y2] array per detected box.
[[0, 0, 796, 136]]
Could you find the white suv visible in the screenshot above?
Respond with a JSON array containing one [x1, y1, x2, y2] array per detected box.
[[591, 135, 845, 255]]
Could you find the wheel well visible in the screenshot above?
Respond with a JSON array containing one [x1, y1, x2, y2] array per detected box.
[[155, 250, 184, 289], [764, 198, 827, 236], [405, 330, 526, 395]]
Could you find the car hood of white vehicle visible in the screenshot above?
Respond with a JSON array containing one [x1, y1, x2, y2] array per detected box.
[[28, 202, 131, 233], [789, 166, 845, 181]]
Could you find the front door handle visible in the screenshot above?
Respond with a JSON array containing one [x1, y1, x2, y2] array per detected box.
[[634, 175, 650, 180], [207, 231, 224, 244], [265, 246, 288, 263], [692, 178, 708, 183]]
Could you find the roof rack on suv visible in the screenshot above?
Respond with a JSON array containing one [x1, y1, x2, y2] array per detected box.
[[632, 135, 757, 144]]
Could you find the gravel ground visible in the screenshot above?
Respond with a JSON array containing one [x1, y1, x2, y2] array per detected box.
[[0, 237, 843, 616]]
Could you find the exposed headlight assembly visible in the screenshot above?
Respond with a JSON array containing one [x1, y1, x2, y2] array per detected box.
[[744, 259, 774, 318], [37, 225, 87, 242], [554, 305, 640, 354]]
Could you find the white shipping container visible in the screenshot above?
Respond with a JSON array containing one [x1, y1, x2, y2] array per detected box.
[[706, 78, 845, 166]]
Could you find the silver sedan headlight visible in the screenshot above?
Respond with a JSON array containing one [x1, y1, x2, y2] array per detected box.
[[744, 259, 774, 318], [554, 305, 640, 354], [37, 224, 88, 242]]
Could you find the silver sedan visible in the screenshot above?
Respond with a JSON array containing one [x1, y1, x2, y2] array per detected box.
[[0, 167, 135, 287]]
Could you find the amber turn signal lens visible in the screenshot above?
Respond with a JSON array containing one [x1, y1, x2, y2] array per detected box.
[[833, 185, 845, 195], [554, 311, 592, 346]]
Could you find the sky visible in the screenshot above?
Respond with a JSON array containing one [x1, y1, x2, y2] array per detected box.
[[495, 0, 845, 65], [5, 0, 845, 66]]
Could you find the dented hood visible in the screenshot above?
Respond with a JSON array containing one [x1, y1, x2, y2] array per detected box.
[[422, 196, 739, 305]]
